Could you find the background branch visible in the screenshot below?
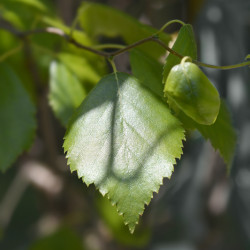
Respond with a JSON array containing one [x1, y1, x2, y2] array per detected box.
[[0, 18, 249, 72]]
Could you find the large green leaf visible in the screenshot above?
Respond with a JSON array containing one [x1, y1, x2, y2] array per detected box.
[[0, 63, 36, 172], [162, 24, 197, 84], [78, 2, 171, 59], [49, 61, 86, 127], [64, 73, 185, 232], [130, 49, 163, 97]]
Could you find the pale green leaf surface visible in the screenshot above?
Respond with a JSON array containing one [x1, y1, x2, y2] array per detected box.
[[1, 0, 47, 12], [1, 0, 48, 30], [163, 24, 197, 84], [130, 49, 163, 97], [0, 63, 36, 172], [49, 61, 86, 127], [64, 73, 185, 232], [78, 2, 171, 59], [8, 0, 47, 12], [41, 17, 107, 74], [58, 53, 101, 84], [0, 8, 24, 29], [41, 16, 93, 46]]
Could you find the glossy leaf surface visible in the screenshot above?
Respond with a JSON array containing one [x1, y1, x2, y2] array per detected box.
[[64, 73, 185, 232], [49, 61, 86, 127], [0, 64, 36, 172], [164, 62, 220, 125]]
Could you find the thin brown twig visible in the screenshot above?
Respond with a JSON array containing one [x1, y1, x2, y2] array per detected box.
[[0, 22, 168, 58], [0, 20, 249, 70], [19, 27, 110, 57], [150, 37, 183, 59]]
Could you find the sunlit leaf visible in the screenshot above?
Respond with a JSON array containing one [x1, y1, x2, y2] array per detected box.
[[0, 63, 36, 172], [64, 73, 185, 232], [49, 61, 86, 127], [78, 2, 171, 59]]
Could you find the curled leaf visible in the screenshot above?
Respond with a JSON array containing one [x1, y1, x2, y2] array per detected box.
[[164, 62, 220, 125]]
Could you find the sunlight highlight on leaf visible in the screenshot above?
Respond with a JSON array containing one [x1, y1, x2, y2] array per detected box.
[[64, 73, 185, 232]]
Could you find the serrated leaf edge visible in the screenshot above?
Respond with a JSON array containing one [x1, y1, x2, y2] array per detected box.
[[64, 128, 185, 233]]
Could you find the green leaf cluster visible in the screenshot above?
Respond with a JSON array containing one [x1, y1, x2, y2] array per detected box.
[[0, 1, 238, 236]]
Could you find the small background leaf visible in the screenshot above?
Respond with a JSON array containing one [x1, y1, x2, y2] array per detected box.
[[78, 2, 171, 59], [1, 0, 49, 29], [40, 16, 93, 47], [196, 100, 237, 168], [57, 53, 102, 84], [161, 23, 236, 168], [162, 24, 197, 84], [30, 227, 84, 250], [130, 49, 163, 97], [0, 63, 36, 171], [177, 101, 236, 168], [64, 73, 185, 232], [49, 61, 86, 127], [4, 0, 48, 12]]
